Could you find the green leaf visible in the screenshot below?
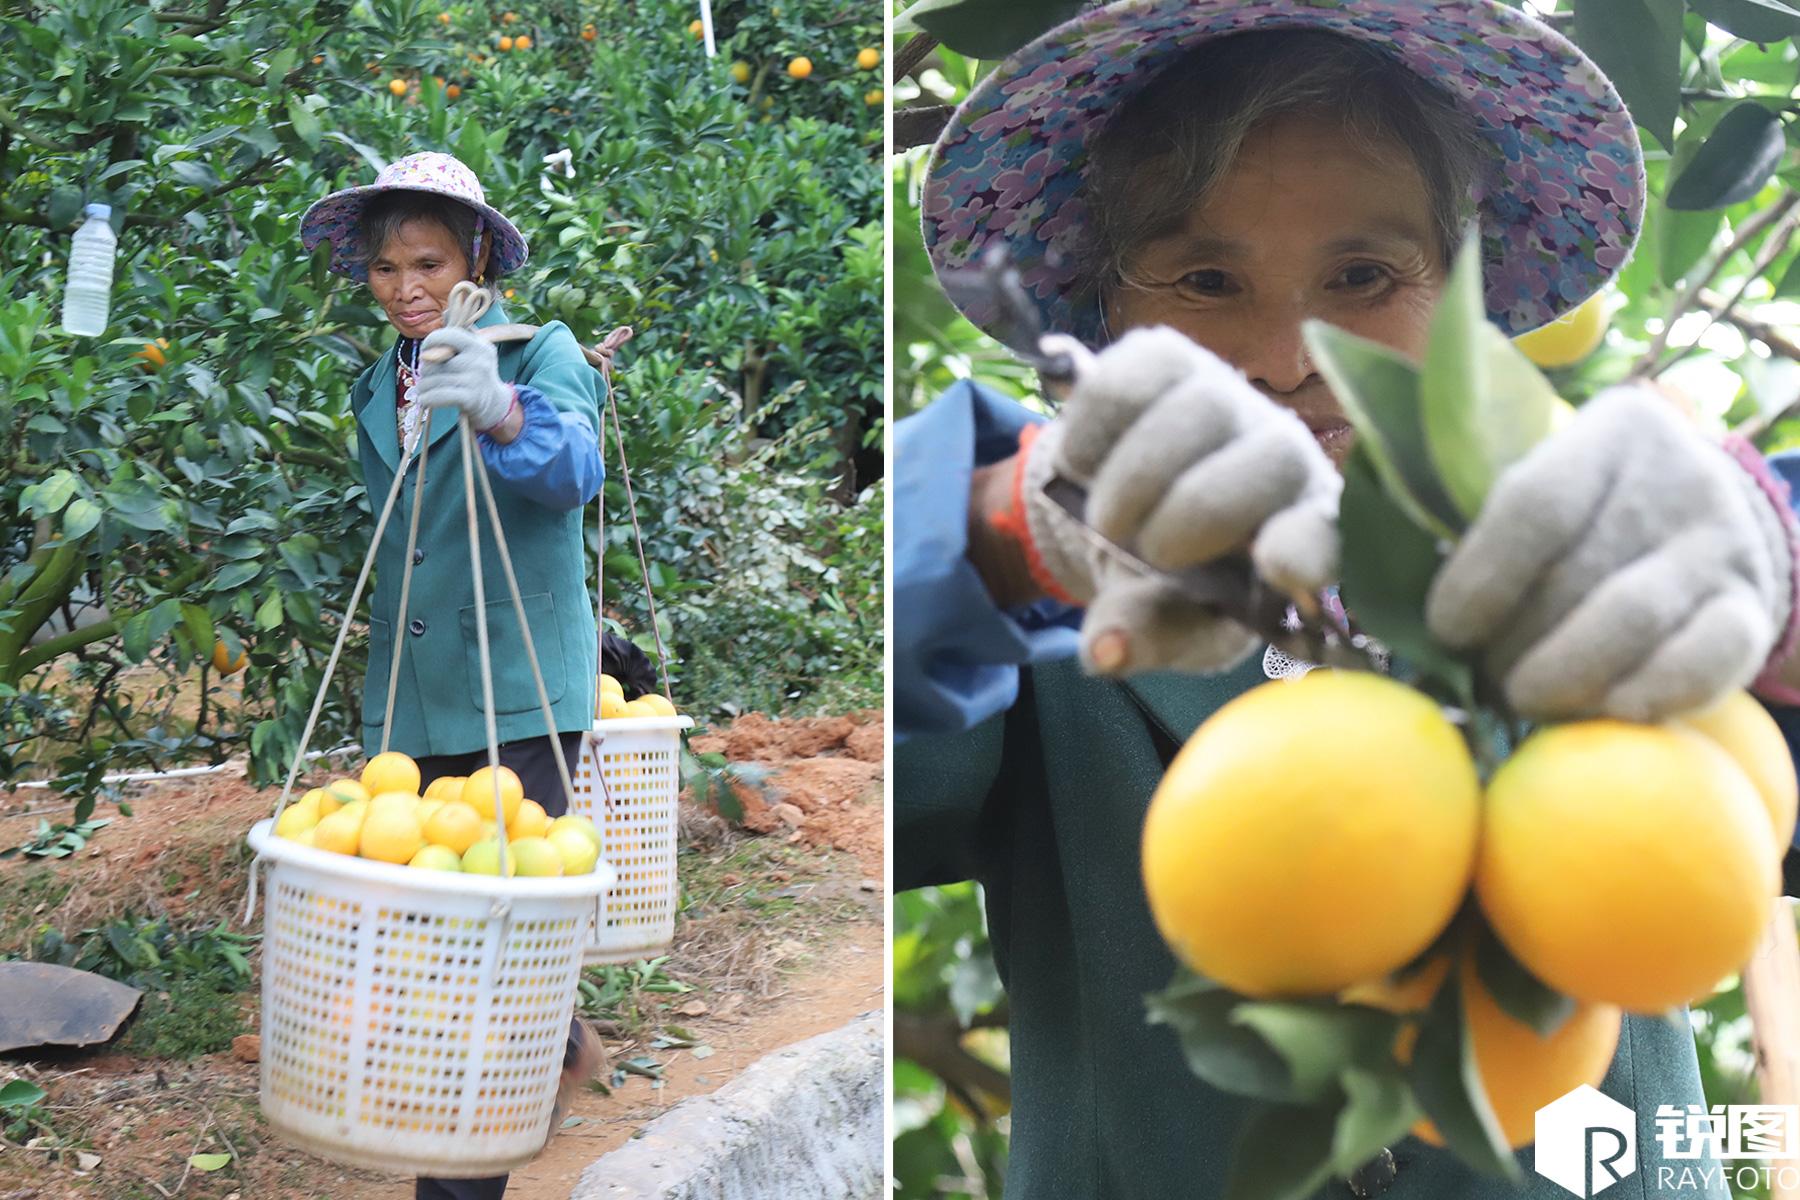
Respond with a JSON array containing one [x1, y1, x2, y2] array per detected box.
[[1230, 1002, 1404, 1103], [121, 608, 154, 663], [1301, 320, 1458, 539], [1407, 969, 1520, 1181], [1473, 925, 1576, 1038], [181, 603, 215, 656], [62, 498, 101, 540], [255, 591, 283, 631], [1420, 237, 1561, 520], [1330, 1067, 1418, 1178], [211, 560, 260, 592], [0, 1080, 46, 1111], [1689, 0, 1800, 39], [187, 1152, 231, 1171], [1338, 450, 1468, 696], [1222, 1100, 1341, 1200], [1573, 0, 1684, 151], [1667, 102, 1786, 210], [897, 0, 1083, 58], [1146, 971, 1296, 1102], [286, 95, 321, 150], [46, 186, 84, 229], [35, 470, 78, 515]]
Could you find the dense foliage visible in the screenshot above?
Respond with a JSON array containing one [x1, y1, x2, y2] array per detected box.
[[891, 0, 1800, 1194], [0, 0, 884, 809]]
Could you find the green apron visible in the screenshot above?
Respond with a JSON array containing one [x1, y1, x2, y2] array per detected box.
[[896, 655, 1732, 1199], [350, 306, 602, 758]]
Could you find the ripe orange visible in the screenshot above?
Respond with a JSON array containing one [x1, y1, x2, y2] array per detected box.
[[864, 88, 883, 106], [688, 18, 703, 36], [503, 287, 516, 299], [497, 35, 513, 51], [1478, 720, 1779, 1012], [856, 47, 879, 70], [729, 60, 750, 83], [514, 34, 531, 49], [1676, 690, 1799, 849], [362, 751, 421, 798], [134, 337, 170, 370], [1141, 671, 1481, 998], [582, 26, 596, 41], [311, 54, 324, 64], [388, 78, 408, 96], [787, 56, 812, 79], [446, 83, 461, 99], [462, 765, 524, 826], [212, 640, 248, 675], [438, 11, 450, 23], [1402, 955, 1622, 1150], [502, 10, 517, 22], [423, 802, 483, 856]]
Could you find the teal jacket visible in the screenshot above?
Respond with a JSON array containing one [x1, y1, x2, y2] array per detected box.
[[895, 383, 1742, 1200], [351, 305, 603, 758]]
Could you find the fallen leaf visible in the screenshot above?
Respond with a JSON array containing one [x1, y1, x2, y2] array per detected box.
[[692, 1044, 715, 1060], [561, 1115, 584, 1128], [677, 999, 708, 1017], [188, 1153, 231, 1171], [76, 1151, 101, 1171]]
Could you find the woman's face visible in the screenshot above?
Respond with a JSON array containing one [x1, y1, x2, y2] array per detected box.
[[1107, 112, 1446, 460], [367, 218, 485, 338]]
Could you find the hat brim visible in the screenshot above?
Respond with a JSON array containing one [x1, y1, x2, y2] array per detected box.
[[300, 184, 529, 283], [922, 0, 1644, 344]]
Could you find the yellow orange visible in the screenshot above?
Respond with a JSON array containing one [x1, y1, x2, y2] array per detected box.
[[135, 338, 170, 370], [424, 803, 483, 856], [508, 798, 550, 841], [1478, 721, 1778, 1012], [600, 691, 631, 719], [360, 807, 424, 864], [388, 78, 408, 96], [462, 765, 524, 825], [786, 56, 812, 79], [1141, 671, 1480, 997], [856, 47, 879, 70], [362, 751, 421, 798], [212, 640, 248, 675], [1676, 690, 1798, 849]]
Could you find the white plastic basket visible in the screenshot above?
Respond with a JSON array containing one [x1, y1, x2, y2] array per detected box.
[[572, 715, 692, 964], [246, 820, 617, 1177]]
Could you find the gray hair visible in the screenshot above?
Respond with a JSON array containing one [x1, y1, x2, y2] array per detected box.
[[357, 190, 501, 299], [1077, 30, 1492, 330]]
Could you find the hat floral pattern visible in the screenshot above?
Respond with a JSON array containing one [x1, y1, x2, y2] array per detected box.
[[923, 0, 1645, 344], [301, 151, 529, 282]]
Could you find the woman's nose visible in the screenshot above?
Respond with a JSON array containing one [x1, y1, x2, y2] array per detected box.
[[1237, 314, 1318, 396]]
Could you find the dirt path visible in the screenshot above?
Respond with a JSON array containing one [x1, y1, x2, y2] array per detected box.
[[0, 709, 885, 1200]]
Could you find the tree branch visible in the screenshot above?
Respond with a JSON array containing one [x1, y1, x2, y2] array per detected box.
[[895, 104, 954, 152], [893, 34, 939, 85], [0, 98, 73, 153], [1652, 199, 1800, 379], [1635, 190, 1800, 377], [893, 1009, 1012, 1120]]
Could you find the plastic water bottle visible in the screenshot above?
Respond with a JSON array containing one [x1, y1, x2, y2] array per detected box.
[[61, 204, 116, 337]]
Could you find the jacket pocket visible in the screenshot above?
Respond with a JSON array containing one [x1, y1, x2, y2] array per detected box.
[[362, 617, 393, 727], [459, 591, 568, 716]]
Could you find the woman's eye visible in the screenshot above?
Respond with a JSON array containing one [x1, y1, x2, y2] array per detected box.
[[1337, 263, 1390, 289], [1175, 269, 1233, 297]]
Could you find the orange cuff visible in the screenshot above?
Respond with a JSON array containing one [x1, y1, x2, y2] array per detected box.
[[987, 423, 1079, 606]]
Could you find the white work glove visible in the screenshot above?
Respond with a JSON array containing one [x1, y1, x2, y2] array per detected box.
[[1019, 326, 1342, 675], [417, 326, 515, 431], [1426, 385, 1794, 722]]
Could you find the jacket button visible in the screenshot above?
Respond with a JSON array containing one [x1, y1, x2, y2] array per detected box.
[[413, 548, 426, 565], [409, 619, 426, 636]]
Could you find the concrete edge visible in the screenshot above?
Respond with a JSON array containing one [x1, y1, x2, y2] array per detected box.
[[570, 1010, 883, 1200]]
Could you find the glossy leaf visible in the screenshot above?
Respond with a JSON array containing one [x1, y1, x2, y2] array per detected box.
[[897, 0, 1083, 58], [1573, 0, 1684, 150], [1667, 102, 1786, 210], [1407, 969, 1520, 1181], [1688, 0, 1800, 40]]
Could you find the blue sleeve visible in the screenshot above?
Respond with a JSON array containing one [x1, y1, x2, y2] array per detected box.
[[894, 381, 1082, 744], [478, 385, 603, 510], [1757, 452, 1800, 886]]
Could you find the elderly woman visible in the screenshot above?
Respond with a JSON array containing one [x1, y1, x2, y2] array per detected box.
[[300, 151, 604, 1200], [895, 2, 1800, 1197]]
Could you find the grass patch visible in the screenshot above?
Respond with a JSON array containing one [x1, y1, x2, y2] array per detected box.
[[0, 863, 74, 952], [121, 975, 248, 1059]]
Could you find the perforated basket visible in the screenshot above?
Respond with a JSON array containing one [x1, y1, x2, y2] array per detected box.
[[571, 715, 692, 963], [246, 820, 616, 1177]]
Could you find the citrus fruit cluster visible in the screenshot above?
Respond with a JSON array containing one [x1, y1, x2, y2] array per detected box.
[[597, 672, 679, 720], [1142, 670, 1794, 1148], [273, 751, 603, 878]]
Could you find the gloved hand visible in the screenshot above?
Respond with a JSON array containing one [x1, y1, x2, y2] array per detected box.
[[1016, 326, 1342, 676], [1425, 385, 1795, 722], [417, 326, 515, 431]]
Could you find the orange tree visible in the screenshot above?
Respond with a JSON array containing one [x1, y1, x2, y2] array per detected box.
[[0, 0, 881, 823]]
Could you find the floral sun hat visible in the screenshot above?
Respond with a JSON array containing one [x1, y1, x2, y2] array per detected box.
[[922, 0, 1645, 344], [300, 151, 528, 283]]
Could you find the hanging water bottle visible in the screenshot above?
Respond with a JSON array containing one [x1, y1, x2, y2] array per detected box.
[[61, 203, 116, 338]]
